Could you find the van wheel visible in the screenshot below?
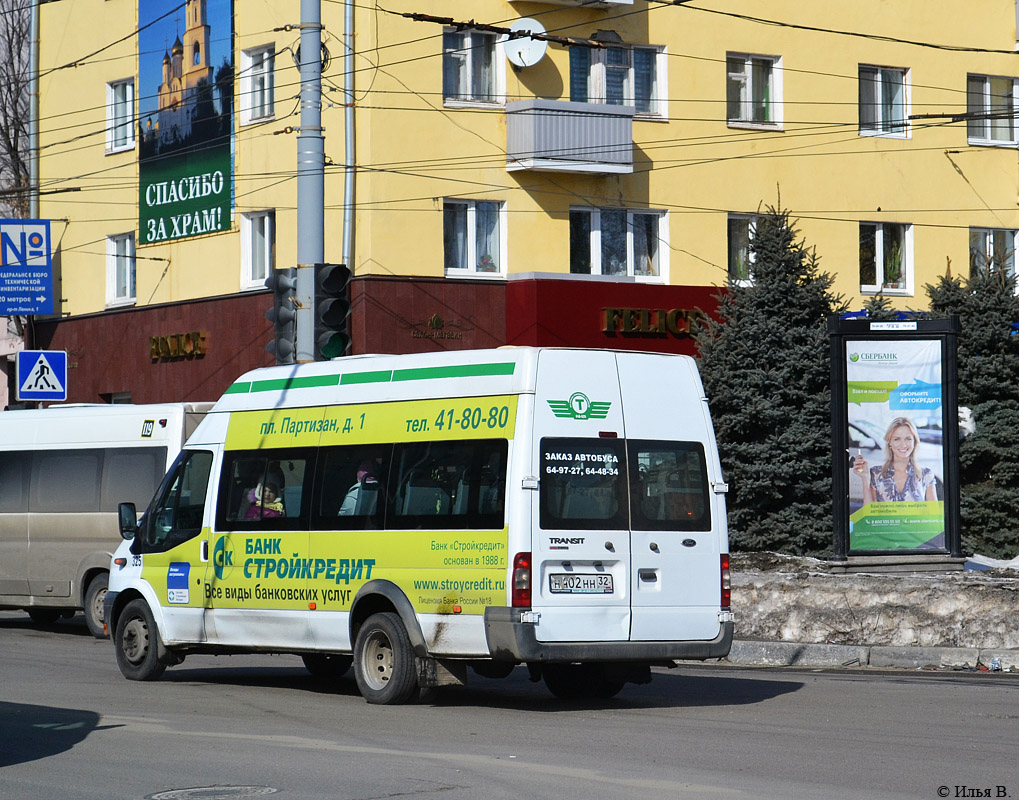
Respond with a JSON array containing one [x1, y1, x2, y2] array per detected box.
[[543, 664, 625, 700], [114, 599, 167, 681], [302, 653, 353, 680], [353, 612, 419, 705], [27, 609, 61, 626], [83, 573, 109, 638]]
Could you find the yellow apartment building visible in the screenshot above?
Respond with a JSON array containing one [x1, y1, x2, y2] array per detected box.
[[15, 0, 1019, 404]]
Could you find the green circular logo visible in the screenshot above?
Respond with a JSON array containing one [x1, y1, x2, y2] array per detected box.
[[849, 353, 860, 362]]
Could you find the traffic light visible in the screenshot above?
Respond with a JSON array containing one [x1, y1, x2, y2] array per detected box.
[[314, 262, 351, 360], [265, 267, 297, 365]]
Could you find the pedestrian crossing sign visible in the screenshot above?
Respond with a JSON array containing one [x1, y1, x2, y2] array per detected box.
[[16, 350, 67, 402]]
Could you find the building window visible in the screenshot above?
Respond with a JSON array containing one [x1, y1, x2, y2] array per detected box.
[[443, 29, 499, 105], [859, 66, 907, 136], [970, 227, 1016, 278], [240, 46, 275, 124], [106, 79, 134, 152], [242, 211, 275, 287], [443, 200, 504, 275], [967, 74, 1017, 145], [569, 208, 666, 279], [107, 233, 136, 306], [860, 222, 911, 293], [726, 53, 781, 127], [727, 214, 756, 284], [569, 44, 665, 116]]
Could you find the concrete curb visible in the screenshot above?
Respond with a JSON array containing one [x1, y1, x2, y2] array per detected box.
[[725, 640, 1019, 671]]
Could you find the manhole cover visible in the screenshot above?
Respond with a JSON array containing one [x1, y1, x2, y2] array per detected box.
[[147, 787, 278, 800]]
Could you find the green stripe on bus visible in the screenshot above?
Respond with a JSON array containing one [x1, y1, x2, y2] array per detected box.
[[340, 370, 393, 385], [239, 362, 515, 394], [250, 374, 341, 392], [392, 363, 516, 382]]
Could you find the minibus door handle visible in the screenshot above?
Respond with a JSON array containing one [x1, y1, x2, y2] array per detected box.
[[200, 539, 209, 562]]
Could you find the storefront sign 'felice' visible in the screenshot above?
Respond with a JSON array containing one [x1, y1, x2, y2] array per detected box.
[[602, 307, 706, 337]]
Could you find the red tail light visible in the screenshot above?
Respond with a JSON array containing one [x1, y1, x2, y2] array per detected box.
[[512, 551, 532, 608], [720, 553, 731, 608]]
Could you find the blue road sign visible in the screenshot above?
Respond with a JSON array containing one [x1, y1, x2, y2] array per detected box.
[[16, 350, 67, 402], [0, 219, 54, 315]]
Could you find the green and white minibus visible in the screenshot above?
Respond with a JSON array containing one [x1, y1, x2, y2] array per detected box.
[[105, 348, 732, 703]]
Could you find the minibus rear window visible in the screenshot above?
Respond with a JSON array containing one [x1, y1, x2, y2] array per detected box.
[[628, 440, 710, 531], [539, 438, 627, 530]]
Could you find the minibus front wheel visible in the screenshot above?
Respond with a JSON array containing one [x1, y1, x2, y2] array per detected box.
[[114, 599, 168, 681], [353, 612, 419, 705]]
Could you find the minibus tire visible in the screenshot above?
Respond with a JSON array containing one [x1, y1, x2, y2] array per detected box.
[[353, 612, 419, 705], [302, 653, 353, 680], [115, 599, 167, 681], [83, 573, 109, 639]]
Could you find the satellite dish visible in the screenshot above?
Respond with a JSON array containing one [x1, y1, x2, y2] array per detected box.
[[504, 19, 548, 69]]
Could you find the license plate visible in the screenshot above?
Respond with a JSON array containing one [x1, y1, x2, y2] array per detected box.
[[549, 573, 613, 594]]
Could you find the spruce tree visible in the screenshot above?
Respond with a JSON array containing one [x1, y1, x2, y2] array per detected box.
[[927, 265, 1019, 557], [696, 208, 846, 555]]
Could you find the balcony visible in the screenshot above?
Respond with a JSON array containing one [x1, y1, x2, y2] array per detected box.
[[505, 100, 634, 175]]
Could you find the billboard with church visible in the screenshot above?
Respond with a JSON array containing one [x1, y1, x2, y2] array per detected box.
[[138, 0, 233, 244]]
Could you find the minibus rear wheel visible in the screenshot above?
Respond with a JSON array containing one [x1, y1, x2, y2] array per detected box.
[[114, 599, 167, 681], [353, 612, 419, 704], [83, 573, 109, 639]]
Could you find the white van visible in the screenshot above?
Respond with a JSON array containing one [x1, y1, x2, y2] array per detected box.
[[0, 403, 211, 636], [105, 348, 732, 703]]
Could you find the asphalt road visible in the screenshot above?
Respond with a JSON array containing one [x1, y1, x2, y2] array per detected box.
[[2, 610, 1017, 800]]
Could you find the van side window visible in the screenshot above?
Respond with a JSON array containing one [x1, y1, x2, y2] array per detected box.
[[217, 448, 312, 530], [32, 449, 102, 512], [390, 439, 507, 530], [539, 438, 627, 531], [628, 441, 710, 531], [0, 452, 30, 512], [134, 450, 214, 554], [313, 444, 391, 530], [100, 447, 168, 511]]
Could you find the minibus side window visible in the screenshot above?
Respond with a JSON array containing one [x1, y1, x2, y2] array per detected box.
[[0, 452, 30, 512], [628, 441, 710, 531], [312, 444, 391, 530], [216, 448, 312, 531], [100, 447, 168, 511], [539, 438, 627, 531], [31, 449, 102, 512], [390, 439, 507, 530], [134, 450, 213, 554]]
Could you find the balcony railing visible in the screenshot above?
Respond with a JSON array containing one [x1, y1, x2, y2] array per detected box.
[[505, 100, 634, 175]]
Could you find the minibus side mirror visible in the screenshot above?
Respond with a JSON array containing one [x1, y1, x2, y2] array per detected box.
[[118, 502, 138, 540]]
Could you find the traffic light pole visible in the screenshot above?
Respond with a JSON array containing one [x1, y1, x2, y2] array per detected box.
[[295, 0, 325, 363]]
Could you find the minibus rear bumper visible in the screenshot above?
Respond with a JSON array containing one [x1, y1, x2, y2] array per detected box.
[[484, 607, 734, 662]]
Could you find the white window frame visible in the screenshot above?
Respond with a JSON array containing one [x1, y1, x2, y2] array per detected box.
[[569, 207, 669, 281], [443, 199, 507, 277], [860, 222, 913, 295], [727, 213, 756, 286], [240, 45, 275, 125], [969, 227, 1017, 283], [106, 79, 135, 153], [442, 29, 504, 107], [859, 65, 909, 138], [241, 210, 275, 288], [571, 44, 667, 118], [966, 74, 1019, 146], [106, 233, 136, 307], [726, 52, 783, 129]]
